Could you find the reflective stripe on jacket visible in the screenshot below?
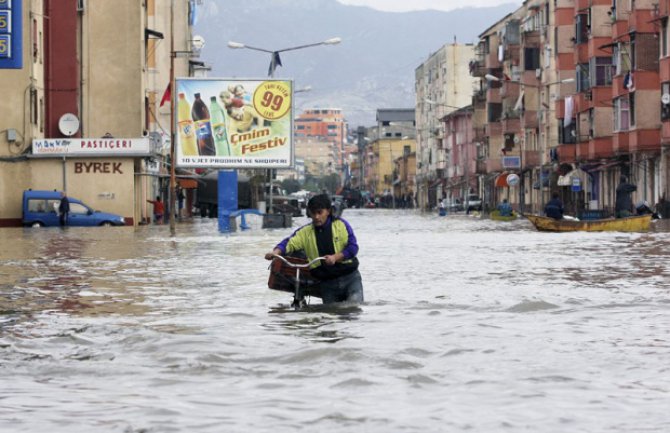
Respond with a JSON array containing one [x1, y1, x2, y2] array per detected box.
[[285, 219, 355, 269]]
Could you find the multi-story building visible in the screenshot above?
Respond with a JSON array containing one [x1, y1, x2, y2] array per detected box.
[[293, 136, 338, 178], [0, 0, 196, 226], [440, 106, 478, 203], [415, 42, 479, 209], [469, 0, 667, 217], [364, 109, 415, 206], [294, 108, 347, 177]]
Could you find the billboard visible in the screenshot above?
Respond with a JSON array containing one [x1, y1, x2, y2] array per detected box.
[[0, 0, 23, 69], [175, 78, 293, 168]]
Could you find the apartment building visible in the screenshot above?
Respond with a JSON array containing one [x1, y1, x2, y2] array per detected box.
[[363, 109, 416, 203], [415, 42, 478, 209], [468, 0, 669, 216], [294, 108, 347, 172]]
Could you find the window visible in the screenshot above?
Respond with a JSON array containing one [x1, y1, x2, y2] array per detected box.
[[70, 203, 89, 215], [575, 13, 589, 44], [629, 33, 636, 70], [662, 18, 668, 58], [613, 43, 631, 75], [559, 120, 576, 144], [524, 47, 540, 70], [487, 103, 502, 122], [614, 96, 630, 131], [662, 82, 670, 121], [629, 92, 635, 127], [576, 63, 590, 92], [590, 57, 613, 86]]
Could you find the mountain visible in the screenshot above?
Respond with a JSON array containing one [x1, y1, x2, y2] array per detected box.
[[195, 0, 518, 127]]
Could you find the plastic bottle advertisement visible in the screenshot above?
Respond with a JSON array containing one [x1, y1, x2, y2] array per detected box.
[[175, 78, 293, 168]]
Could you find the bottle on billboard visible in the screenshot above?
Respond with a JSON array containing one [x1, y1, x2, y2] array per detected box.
[[177, 93, 199, 156], [191, 93, 216, 156], [209, 96, 231, 156]]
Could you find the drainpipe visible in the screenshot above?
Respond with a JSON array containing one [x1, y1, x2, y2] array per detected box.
[[62, 156, 67, 192]]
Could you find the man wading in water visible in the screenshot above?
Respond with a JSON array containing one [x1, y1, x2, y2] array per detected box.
[[265, 194, 363, 304]]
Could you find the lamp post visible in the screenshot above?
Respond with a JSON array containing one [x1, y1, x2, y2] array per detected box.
[[227, 37, 341, 213], [484, 74, 574, 213]]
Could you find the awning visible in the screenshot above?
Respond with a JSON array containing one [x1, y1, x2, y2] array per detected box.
[[429, 178, 443, 189], [595, 161, 621, 171], [178, 178, 198, 189], [495, 172, 510, 187]]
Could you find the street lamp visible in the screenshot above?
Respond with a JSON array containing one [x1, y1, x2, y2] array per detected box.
[[227, 37, 341, 78], [484, 74, 575, 87], [227, 37, 341, 213]]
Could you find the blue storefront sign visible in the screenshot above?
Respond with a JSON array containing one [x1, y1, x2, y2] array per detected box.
[[571, 177, 582, 192], [0, 0, 22, 69]]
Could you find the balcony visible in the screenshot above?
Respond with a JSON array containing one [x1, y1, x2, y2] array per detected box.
[[501, 116, 521, 135], [486, 122, 502, 137], [612, 131, 630, 154], [629, 128, 661, 153], [521, 149, 540, 169], [485, 158, 503, 172], [576, 141, 590, 161], [557, 143, 576, 164], [521, 109, 538, 129], [590, 136, 615, 160]]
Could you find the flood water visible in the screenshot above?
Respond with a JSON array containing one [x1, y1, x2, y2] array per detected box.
[[1, 209, 670, 432]]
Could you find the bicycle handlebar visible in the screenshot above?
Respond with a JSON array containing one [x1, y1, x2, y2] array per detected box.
[[271, 254, 326, 268]]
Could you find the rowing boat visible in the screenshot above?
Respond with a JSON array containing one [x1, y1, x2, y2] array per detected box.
[[525, 214, 652, 232], [490, 210, 518, 221]]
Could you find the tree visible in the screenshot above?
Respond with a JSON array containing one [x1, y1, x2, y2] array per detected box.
[[281, 178, 301, 194]]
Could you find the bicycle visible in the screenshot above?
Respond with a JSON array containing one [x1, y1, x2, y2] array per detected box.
[[268, 254, 326, 309]]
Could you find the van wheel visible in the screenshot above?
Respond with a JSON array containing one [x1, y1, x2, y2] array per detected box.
[[31, 222, 43, 228], [101, 221, 112, 227]]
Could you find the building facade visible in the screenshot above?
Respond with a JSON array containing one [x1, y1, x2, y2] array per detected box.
[[415, 42, 479, 209], [0, 0, 196, 226], [464, 0, 669, 217]]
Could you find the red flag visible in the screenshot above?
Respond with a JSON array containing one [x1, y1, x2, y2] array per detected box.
[[159, 82, 171, 107]]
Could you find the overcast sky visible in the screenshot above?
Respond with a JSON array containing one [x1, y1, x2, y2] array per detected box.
[[336, 0, 523, 12]]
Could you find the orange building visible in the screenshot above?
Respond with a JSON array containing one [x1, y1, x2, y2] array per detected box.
[[295, 108, 348, 172]]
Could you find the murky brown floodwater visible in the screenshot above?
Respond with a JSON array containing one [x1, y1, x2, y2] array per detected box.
[[2, 210, 670, 432]]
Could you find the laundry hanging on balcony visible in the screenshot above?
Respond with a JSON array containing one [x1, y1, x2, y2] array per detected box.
[[623, 72, 634, 91], [564, 96, 574, 127]]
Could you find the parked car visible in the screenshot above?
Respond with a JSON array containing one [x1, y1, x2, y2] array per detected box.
[[22, 190, 126, 227], [465, 194, 482, 212], [441, 198, 463, 212], [331, 195, 346, 218]]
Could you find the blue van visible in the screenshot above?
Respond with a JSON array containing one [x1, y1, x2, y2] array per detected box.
[[22, 190, 126, 227]]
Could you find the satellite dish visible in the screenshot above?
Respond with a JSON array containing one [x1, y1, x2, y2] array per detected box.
[[58, 113, 80, 137], [507, 173, 520, 187], [513, 136, 520, 144], [191, 35, 205, 51], [662, 93, 670, 104]]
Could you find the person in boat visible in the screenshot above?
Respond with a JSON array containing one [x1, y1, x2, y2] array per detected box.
[[615, 175, 637, 218], [497, 198, 513, 217], [264, 193, 363, 304], [635, 200, 660, 219], [544, 192, 564, 220]]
